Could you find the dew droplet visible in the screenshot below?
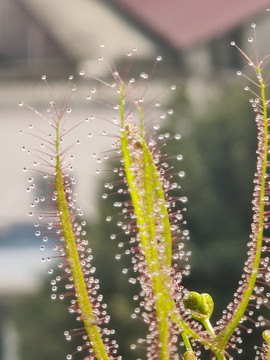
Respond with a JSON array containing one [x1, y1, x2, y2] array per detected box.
[[18, 101, 24, 107], [140, 72, 148, 79], [176, 213, 183, 221], [178, 171, 185, 178], [41, 75, 46, 81]]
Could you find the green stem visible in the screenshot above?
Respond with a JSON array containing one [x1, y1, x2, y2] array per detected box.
[[216, 354, 227, 360], [119, 83, 222, 358], [202, 319, 215, 335], [181, 331, 193, 351], [216, 65, 268, 351], [120, 84, 171, 358], [55, 118, 110, 360]]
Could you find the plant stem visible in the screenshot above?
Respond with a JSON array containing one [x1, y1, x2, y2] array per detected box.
[[55, 117, 110, 360], [119, 81, 224, 358], [203, 319, 215, 335], [215, 65, 268, 351], [216, 353, 227, 360], [181, 331, 193, 351]]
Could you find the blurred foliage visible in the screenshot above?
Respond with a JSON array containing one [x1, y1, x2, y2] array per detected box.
[[169, 78, 256, 305], [12, 279, 79, 360], [12, 74, 260, 359], [167, 76, 258, 357]]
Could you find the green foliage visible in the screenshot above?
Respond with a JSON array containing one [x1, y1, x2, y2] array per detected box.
[[13, 281, 78, 360], [170, 81, 256, 293]]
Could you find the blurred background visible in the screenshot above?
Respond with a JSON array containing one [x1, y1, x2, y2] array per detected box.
[[1, 0, 270, 359]]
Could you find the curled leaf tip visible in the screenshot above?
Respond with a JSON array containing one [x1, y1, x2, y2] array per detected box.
[[183, 291, 214, 322], [263, 329, 270, 343]]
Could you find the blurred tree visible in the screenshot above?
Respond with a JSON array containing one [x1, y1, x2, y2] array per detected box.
[[167, 77, 256, 301], [12, 278, 79, 360], [175, 80, 255, 283], [167, 77, 258, 358]]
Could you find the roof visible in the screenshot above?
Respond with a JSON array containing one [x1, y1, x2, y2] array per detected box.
[[15, 0, 270, 69], [106, 0, 270, 49], [19, 0, 156, 66]]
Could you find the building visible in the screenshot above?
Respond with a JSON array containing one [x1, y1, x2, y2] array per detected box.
[[1, 0, 270, 78]]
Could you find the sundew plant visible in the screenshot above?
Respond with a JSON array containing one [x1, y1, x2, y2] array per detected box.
[[21, 24, 270, 360]]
